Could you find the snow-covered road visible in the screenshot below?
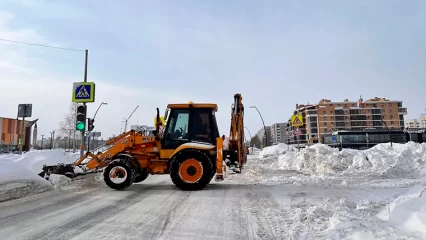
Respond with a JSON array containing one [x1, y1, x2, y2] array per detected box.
[[0, 168, 298, 240], [1, 146, 425, 239]]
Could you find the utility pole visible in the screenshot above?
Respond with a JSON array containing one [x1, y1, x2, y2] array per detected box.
[[80, 49, 88, 158], [68, 129, 72, 151]]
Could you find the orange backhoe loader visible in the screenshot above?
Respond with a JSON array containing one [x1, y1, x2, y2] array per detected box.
[[39, 94, 247, 191]]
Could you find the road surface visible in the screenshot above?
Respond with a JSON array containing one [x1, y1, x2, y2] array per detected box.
[[0, 155, 418, 240]]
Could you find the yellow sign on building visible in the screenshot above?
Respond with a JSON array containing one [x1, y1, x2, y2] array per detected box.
[[291, 115, 303, 127]]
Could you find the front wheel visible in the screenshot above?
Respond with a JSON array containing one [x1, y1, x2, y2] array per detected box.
[[170, 149, 213, 191], [103, 159, 135, 190]]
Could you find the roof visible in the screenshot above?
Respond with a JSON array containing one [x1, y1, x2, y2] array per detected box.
[[167, 102, 218, 111]]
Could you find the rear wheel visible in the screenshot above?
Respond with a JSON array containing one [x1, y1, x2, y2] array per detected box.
[[103, 159, 135, 190], [170, 149, 213, 191]]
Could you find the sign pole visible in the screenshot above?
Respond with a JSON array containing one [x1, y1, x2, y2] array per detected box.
[[19, 114, 25, 154], [80, 49, 88, 158]]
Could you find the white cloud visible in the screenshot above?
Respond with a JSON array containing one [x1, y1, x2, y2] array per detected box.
[[0, 10, 189, 138]]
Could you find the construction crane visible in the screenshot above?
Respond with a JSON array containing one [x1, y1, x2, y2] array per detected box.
[[122, 105, 139, 133], [39, 94, 248, 191]]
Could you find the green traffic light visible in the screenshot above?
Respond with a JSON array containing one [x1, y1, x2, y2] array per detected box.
[[76, 122, 85, 130]]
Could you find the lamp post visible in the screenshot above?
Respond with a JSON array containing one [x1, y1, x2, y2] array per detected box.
[[380, 114, 392, 147], [93, 102, 108, 120], [250, 105, 268, 148], [245, 127, 253, 152]]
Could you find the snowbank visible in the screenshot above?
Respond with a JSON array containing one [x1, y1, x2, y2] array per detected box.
[[377, 184, 426, 237], [275, 142, 426, 178], [248, 147, 261, 154], [0, 159, 52, 202], [259, 143, 294, 159], [0, 149, 79, 202], [3, 149, 79, 174]]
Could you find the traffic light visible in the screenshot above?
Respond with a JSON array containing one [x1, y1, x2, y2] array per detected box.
[[76, 105, 87, 131], [88, 118, 95, 131]]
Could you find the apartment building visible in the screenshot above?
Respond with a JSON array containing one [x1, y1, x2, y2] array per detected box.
[[421, 114, 426, 128], [290, 97, 408, 143], [405, 119, 420, 128], [270, 123, 286, 144], [405, 114, 426, 128]]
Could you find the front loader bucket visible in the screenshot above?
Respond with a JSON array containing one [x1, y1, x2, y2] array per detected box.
[[38, 163, 78, 180]]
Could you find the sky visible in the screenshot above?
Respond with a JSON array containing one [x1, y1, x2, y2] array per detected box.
[[1, 0, 426, 140]]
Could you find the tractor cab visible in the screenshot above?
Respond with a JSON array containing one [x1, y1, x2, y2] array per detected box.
[[161, 102, 220, 149]]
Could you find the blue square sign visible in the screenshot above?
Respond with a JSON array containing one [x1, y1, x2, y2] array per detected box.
[[72, 82, 95, 103]]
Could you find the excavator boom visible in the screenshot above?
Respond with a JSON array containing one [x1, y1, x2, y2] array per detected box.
[[224, 93, 247, 172]]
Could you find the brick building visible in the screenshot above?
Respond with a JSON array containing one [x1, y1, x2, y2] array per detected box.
[[287, 97, 408, 144]]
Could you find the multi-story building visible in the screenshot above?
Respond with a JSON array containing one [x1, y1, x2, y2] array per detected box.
[[270, 123, 286, 144], [289, 97, 408, 144], [405, 119, 420, 128], [405, 114, 426, 129], [420, 114, 426, 128]]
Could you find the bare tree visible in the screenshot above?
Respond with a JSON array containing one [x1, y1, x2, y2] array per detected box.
[[59, 102, 78, 150], [251, 135, 262, 148]]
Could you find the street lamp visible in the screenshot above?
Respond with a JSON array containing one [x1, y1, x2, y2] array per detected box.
[[244, 127, 253, 152], [380, 114, 392, 147], [93, 102, 108, 120], [250, 105, 268, 148]]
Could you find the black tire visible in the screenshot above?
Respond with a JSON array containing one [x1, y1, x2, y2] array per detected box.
[[134, 170, 149, 183], [103, 159, 135, 190], [169, 149, 213, 191]]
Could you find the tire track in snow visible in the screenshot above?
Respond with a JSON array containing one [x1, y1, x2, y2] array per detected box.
[[26, 180, 171, 240]]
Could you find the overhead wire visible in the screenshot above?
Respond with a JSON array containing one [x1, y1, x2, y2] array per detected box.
[[0, 38, 84, 52]]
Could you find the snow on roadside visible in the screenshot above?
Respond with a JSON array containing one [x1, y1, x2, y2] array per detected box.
[[274, 142, 426, 179], [0, 149, 81, 202], [5, 149, 80, 174], [258, 143, 294, 159], [0, 159, 52, 202]]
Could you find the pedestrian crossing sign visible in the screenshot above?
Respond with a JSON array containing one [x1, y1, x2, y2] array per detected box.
[[72, 82, 95, 103], [291, 114, 303, 127]]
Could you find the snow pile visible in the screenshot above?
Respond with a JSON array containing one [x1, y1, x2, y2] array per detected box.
[[0, 159, 52, 202], [275, 142, 426, 178], [376, 184, 426, 238], [0, 149, 80, 202], [248, 147, 261, 154], [259, 143, 294, 159], [4, 149, 79, 174]]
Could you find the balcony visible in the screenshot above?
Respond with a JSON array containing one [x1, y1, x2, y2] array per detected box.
[[398, 107, 407, 115]]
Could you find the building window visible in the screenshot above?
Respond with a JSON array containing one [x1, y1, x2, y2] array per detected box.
[[323, 111, 326, 114], [344, 104, 347, 107], [324, 123, 327, 126]]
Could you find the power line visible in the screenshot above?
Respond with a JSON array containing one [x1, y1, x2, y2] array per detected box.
[[0, 38, 84, 52]]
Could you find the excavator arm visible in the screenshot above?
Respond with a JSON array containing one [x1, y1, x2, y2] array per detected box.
[[39, 130, 139, 180], [226, 93, 247, 172]]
